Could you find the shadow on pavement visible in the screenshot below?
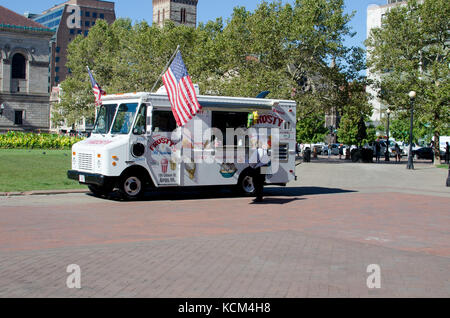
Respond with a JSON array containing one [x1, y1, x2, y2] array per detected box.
[[87, 185, 356, 203], [249, 197, 304, 205], [266, 186, 356, 197]]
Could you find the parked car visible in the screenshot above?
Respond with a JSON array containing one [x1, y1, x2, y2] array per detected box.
[[412, 147, 434, 160], [312, 144, 323, 155], [343, 145, 357, 156], [321, 144, 339, 155], [403, 142, 423, 157]]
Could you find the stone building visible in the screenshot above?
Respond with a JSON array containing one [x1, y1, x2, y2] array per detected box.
[[153, 0, 198, 28], [31, 0, 116, 89], [0, 6, 53, 132]]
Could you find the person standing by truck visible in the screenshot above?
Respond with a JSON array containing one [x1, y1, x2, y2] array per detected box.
[[394, 143, 401, 163], [446, 142, 450, 164], [375, 141, 381, 163]]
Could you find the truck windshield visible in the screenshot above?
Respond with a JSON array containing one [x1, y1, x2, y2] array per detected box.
[[110, 103, 139, 135], [92, 104, 117, 134]]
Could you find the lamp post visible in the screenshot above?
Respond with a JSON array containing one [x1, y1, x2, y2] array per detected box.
[[385, 108, 391, 161], [406, 91, 416, 170]]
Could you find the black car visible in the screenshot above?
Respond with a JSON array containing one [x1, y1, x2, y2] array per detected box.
[[412, 147, 434, 160]]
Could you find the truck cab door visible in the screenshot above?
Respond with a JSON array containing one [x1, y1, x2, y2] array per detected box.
[[145, 108, 182, 187]]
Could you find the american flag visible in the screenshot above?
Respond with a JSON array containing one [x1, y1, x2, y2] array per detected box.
[[162, 52, 201, 127], [87, 66, 106, 106]]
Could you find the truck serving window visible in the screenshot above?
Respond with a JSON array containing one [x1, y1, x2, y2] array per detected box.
[[92, 104, 117, 134], [111, 103, 139, 134], [152, 110, 177, 132], [212, 111, 248, 145]]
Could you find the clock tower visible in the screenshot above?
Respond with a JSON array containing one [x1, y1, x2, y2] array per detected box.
[[153, 0, 198, 28]]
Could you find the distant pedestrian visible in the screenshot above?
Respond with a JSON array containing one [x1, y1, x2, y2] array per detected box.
[[446, 142, 449, 164], [327, 145, 331, 158], [339, 144, 343, 160], [394, 143, 401, 163], [375, 141, 381, 163]]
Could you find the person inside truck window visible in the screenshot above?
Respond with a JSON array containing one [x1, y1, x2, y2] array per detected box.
[[152, 110, 177, 132]]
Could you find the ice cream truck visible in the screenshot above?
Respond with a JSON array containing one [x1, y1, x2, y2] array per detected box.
[[68, 90, 297, 199]]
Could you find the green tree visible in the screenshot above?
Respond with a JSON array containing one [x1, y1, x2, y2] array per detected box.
[[389, 115, 430, 144], [366, 0, 450, 164], [337, 81, 373, 147], [296, 112, 328, 143], [57, 0, 367, 131]]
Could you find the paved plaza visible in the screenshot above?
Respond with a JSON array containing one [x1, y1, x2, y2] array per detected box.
[[0, 159, 449, 297]]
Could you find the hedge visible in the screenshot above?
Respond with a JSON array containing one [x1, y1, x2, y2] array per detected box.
[[0, 131, 84, 150]]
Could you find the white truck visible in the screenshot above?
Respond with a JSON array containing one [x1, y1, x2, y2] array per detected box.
[[68, 91, 297, 199]]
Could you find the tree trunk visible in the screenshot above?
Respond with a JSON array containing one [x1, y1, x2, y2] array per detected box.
[[434, 131, 440, 166]]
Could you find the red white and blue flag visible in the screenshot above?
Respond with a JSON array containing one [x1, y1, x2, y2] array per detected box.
[[87, 66, 106, 107], [162, 52, 201, 127]]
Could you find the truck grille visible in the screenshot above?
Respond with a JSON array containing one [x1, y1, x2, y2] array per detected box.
[[78, 153, 93, 171], [278, 144, 289, 161]]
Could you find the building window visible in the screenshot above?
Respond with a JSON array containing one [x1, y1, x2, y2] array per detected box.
[[56, 47, 60, 53], [55, 76, 59, 83], [85, 21, 90, 27], [11, 53, 26, 79], [55, 67, 60, 73], [181, 8, 186, 24], [77, 30, 82, 34], [100, 13, 104, 19], [93, 12, 97, 18], [86, 11, 90, 17], [92, 21, 95, 26], [14, 110, 23, 125], [84, 30, 89, 36], [70, 29, 74, 34], [56, 57, 60, 63]]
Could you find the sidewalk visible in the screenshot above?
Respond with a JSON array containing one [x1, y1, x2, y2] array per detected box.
[[0, 188, 88, 197]]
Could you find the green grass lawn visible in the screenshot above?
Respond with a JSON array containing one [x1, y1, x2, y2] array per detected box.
[[0, 149, 85, 192]]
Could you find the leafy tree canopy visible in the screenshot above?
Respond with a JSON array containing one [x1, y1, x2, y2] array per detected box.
[[56, 0, 367, 135], [366, 0, 449, 160]]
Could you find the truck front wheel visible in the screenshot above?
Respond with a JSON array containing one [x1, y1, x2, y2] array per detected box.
[[119, 174, 145, 200]]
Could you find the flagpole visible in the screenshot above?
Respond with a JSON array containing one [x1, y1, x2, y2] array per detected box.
[[87, 66, 100, 118], [151, 45, 180, 93]]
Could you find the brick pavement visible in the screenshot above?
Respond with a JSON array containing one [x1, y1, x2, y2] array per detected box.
[[0, 231, 448, 298], [0, 162, 449, 297]]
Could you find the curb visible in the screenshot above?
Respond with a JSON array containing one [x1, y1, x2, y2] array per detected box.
[[0, 189, 89, 197]]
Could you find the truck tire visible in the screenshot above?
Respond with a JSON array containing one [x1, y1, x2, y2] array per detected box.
[[88, 183, 114, 197], [237, 170, 260, 196], [119, 173, 145, 200]]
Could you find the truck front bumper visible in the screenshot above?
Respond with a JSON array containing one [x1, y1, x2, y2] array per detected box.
[[67, 170, 108, 186]]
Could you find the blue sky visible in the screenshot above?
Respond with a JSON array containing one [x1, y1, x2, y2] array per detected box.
[[2, 0, 387, 49]]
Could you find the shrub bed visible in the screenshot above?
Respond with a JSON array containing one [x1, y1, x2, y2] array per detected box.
[[0, 131, 84, 150]]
